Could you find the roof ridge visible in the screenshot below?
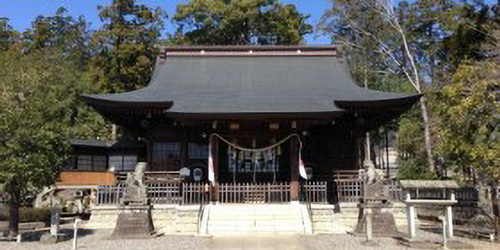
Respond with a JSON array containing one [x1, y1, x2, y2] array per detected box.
[[158, 45, 341, 58]]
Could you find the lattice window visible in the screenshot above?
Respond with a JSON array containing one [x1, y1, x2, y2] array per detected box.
[[93, 155, 107, 171], [77, 155, 92, 171], [153, 143, 181, 159], [109, 155, 137, 171], [188, 143, 208, 159], [76, 155, 108, 171]]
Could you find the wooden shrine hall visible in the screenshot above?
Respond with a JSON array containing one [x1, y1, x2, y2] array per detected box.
[[82, 46, 421, 203]]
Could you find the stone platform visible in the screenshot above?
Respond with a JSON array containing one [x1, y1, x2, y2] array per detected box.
[[86, 205, 200, 235], [86, 202, 408, 236]]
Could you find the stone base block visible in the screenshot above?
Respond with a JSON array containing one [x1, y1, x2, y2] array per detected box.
[[111, 207, 155, 239], [354, 207, 401, 237]]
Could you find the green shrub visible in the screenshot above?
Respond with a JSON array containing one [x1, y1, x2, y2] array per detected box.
[[19, 207, 51, 223], [397, 158, 437, 180], [0, 205, 8, 221]]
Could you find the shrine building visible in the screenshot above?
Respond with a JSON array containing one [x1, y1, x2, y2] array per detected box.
[[75, 46, 420, 203]]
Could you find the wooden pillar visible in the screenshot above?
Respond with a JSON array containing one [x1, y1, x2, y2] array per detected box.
[[180, 142, 188, 169], [210, 136, 219, 203], [290, 136, 299, 201]]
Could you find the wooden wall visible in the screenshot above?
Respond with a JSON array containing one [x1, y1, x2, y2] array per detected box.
[[144, 118, 360, 181]]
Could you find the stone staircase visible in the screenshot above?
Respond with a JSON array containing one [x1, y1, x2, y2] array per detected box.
[[201, 204, 312, 235]]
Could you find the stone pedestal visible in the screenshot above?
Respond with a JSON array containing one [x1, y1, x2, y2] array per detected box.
[[355, 203, 400, 237], [111, 205, 155, 239]]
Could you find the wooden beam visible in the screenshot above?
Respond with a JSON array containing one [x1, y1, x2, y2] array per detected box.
[[210, 136, 219, 203], [290, 136, 299, 201]]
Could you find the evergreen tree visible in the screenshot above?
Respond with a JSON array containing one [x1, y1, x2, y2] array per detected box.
[[433, 61, 500, 182], [0, 17, 15, 51], [26, 8, 90, 69], [172, 0, 312, 45], [90, 0, 166, 92], [0, 47, 109, 236]]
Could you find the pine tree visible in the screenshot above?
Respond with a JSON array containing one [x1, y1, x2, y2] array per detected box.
[[172, 0, 312, 45], [90, 0, 166, 92]]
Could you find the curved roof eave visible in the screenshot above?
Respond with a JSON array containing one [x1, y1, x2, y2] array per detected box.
[[334, 93, 422, 111], [82, 94, 174, 109]]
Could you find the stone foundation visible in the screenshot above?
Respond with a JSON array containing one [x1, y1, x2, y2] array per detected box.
[[311, 202, 408, 235], [87, 203, 408, 236], [85, 205, 199, 235]]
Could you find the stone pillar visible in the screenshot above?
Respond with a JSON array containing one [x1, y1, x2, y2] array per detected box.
[[440, 215, 447, 249], [447, 193, 455, 238], [50, 205, 60, 237], [211, 136, 219, 203], [290, 136, 299, 201], [406, 193, 416, 239], [365, 208, 373, 242]]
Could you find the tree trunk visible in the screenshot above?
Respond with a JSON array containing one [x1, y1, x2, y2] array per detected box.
[[419, 95, 435, 173], [394, 17, 436, 175], [363, 61, 372, 165], [8, 189, 20, 237], [111, 124, 117, 140]]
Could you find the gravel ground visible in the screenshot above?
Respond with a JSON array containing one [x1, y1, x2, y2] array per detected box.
[[1, 229, 499, 250]]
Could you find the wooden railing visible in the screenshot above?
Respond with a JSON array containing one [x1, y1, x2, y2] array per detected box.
[[301, 181, 328, 204], [96, 184, 125, 205], [96, 182, 210, 206], [181, 183, 210, 205], [335, 179, 363, 202], [147, 182, 182, 204], [97, 178, 495, 206], [219, 182, 291, 203], [333, 170, 363, 181]]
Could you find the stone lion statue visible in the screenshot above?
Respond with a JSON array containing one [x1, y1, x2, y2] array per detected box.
[[124, 162, 147, 200], [363, 160, 377, 185]]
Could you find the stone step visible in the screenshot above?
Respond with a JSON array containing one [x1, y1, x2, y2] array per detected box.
[[205, 204, 308, 235], [207, 225, 305, 233], [209, 209, 303, 215], [208, 221, 303, 227], [209, 214, 303, 221]]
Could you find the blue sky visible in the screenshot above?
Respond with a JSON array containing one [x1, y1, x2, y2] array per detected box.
[[0, 0, 332, 44]]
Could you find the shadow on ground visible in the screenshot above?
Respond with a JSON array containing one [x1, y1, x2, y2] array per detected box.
[[20, 228, 96, 242]]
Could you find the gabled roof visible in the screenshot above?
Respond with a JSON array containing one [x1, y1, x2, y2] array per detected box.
[[83, 46, 420, 115]]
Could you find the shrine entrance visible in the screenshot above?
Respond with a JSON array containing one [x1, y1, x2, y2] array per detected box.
[[213, 134, 298, 184], [208, 133, 305, 203]]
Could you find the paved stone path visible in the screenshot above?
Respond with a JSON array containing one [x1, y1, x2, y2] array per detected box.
[[1, 229, 499, 250]]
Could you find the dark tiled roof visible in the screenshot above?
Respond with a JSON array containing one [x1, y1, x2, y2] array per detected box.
[[69, 139, 144, 149], [83, 46, 420, 114]]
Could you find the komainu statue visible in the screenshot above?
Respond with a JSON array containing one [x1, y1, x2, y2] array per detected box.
[[112, 162, 155, 239], [122, 162, 148, 205]]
